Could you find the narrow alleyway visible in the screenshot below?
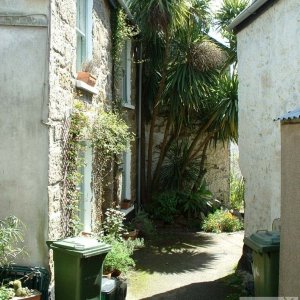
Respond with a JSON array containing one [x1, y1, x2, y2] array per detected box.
[[126, 230, 244, 300]]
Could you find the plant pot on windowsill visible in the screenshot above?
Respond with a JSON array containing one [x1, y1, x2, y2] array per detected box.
[[77, 71, 97, 87], [120, 199, 132, 210]]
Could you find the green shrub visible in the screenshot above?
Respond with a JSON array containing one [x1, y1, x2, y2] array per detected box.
[[230, 173, 245, 211], [102, 208, 126, 240], [103, 239, 135, 274], [0, 286, 14, 300], [179, 180, 220, 219], [152, 191, 179, 223], [0, 216, 25, 267], [202, 210, 243, 233], [132, 211, 155, 236]]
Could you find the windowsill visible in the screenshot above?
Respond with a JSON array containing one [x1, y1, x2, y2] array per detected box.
[[76, 80, 98, 95], [120, 205, 134, 216], [122, 103, 135, 110]]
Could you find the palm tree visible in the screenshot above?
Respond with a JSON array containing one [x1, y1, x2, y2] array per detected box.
[[129, 0, 247, 203]]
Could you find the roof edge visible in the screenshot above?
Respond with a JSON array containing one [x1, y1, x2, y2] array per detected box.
[[108, 0, 134, 21], [228, 0, 277, 33]]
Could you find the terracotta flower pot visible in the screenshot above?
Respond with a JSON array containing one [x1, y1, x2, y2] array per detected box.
[[120, 200, 132, 209], [128, 229, 139, 240], [111, 269, 121, 278], [77, 71, 97, 87], [13, 291, 41, 300]]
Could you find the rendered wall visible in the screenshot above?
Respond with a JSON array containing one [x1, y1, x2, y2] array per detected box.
[[236, 0, 300, 235], [0, 0, 49, 267], [279, 122, 300, 297]]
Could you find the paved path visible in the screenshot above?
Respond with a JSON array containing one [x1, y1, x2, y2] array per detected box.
[[126, 230, 244, 300]]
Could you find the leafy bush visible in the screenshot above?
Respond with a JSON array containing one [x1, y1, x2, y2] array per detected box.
[[102, 238, 135, 274], [0, 216, 25, 267], [102, 208, 126, 240], [179, 180, 219, 219], [230, 173, 245, 211], [202, 209, 243, 233], [159, 140, 200, 191], [132, 211, 155, 236], [0, 286, 14, 300], [152, 191, 179, 223]]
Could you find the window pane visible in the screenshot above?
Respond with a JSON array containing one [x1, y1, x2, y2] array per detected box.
[[77, 0, 86, 34]]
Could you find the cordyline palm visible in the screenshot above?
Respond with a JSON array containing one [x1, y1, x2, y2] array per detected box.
[[130, 0, 211, 201], [129, 0, 244, 201], [215, 0, 249, 68]]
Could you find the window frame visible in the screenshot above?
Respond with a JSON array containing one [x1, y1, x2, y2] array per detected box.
[[121, 142, 132, 201], [76, 0, 93, 71], [121, 39, 132, 107]]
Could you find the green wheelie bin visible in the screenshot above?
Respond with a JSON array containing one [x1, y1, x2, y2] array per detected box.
[[49, 236, 111, 300], [244, 230, 280, 297]]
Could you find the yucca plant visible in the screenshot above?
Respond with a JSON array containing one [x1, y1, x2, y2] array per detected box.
[[0, 216, 25, 267]]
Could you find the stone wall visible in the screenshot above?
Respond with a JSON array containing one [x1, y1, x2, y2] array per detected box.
[[146, 118, 230, 202], [205, 143, 230, 204], [236, 0, 300, 235], [48, 0, 137, 239], [48, 0, 76, 241]]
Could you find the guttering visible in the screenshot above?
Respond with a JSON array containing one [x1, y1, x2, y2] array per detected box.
[[117, 0, 134, 20], [228, 0, 277, 33], [108, 0, 134, 21]]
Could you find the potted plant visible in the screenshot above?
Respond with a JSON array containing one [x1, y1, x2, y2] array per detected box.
[[77, 59, 99, 87], [9, 280, 41, 300], [120, 199, 132, 210], [0, 217, 42, 300], [102, 239, 135, 278], [124, 223, 138, 240], [132, 210, 155, 237]]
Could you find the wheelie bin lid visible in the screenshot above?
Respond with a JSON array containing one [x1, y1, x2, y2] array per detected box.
[[49, 236, 111, 258], [244, 230, 280, 253], [101, 277, 116, 294]]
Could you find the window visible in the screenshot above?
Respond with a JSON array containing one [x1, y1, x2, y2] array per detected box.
[[121, 143, 132, 200], [121, 40, 132, 106], [79, 142, 93, 232], [76, 0, 92, 70]]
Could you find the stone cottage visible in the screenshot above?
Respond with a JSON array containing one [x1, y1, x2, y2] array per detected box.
[[0, 0, 231, 279], [229, 0, 300, 295], [0, 0, 140, 268]]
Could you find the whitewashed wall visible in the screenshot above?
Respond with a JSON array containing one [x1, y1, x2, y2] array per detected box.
[[237, 0, 300, 235], [0, 0, 50, 267]]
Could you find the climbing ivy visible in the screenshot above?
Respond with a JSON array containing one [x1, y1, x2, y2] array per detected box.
[[62, 101, 89, 237], [62, 102, 133, 235], [92, 110, 134, 216], [111, 6, 138, 110]]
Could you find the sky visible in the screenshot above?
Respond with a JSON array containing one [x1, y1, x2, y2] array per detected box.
[[209, 0, 225, 44]]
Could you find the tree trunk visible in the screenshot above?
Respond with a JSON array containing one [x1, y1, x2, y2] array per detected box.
[[151, 114, 173, 189], [146, 31, 170, 203], [191, 141, 209, 193]]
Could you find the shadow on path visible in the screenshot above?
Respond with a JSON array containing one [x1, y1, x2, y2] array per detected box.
[[139, 277, 238, 300], [133, 231, 217, 274]]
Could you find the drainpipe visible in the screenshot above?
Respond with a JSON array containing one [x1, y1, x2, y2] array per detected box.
[[136, 42, 143, 210], [108, 0, 134, 21]]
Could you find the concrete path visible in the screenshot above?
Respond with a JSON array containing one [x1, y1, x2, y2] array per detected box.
[[126, 230, 244, 300]]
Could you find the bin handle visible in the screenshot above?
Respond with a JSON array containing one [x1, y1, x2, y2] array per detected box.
[[46, 241, 55, 248]]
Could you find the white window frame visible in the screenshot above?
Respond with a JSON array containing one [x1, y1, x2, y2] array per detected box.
[[79, 141, 93, 232], [121, 39, 133, 108], [122, 142, 132, 200], [76, 0, 93, 71]]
